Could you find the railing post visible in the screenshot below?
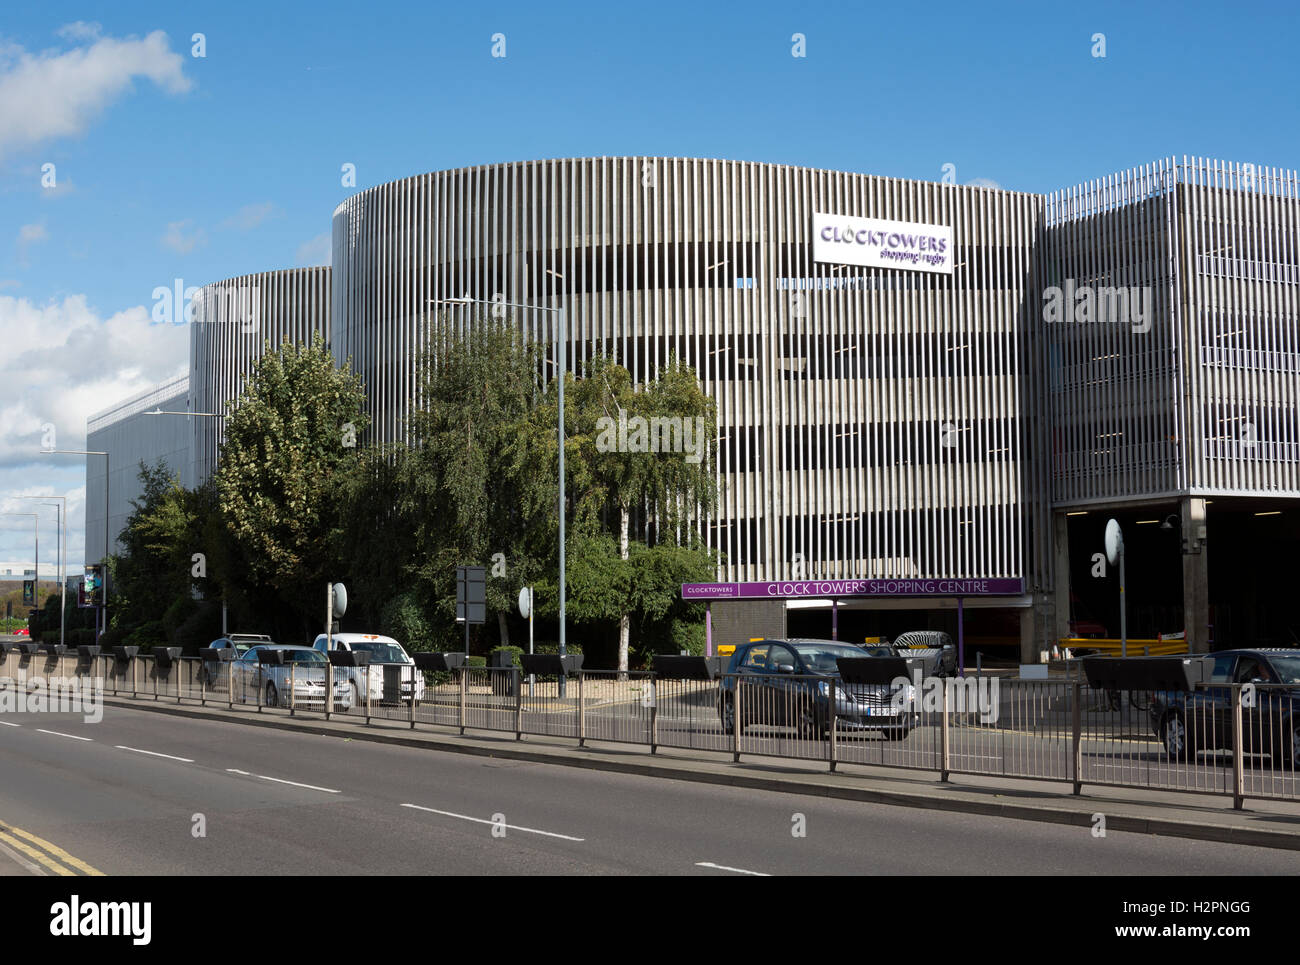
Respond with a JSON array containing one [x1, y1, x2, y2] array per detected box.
[[131, 655, 138, 698], [732, 677, 742, 763], [290, 661, 297, 716], [940, 677, 950, 782], [365, 665, 371, 725], [227, 659, 234, 710], [649, 677, 658, 755], [1232, 684, 1245, 810], [257, 665, 263, 713], [577, 671, 586, 747], [325, 663, 333, 720], [1071, 680, 1083, 795], [828, 678, 837, 772], [200, 658, 206, 707], [514, 667, 524, 740], [152, 657, 158, 701], [409, 665, 416, 730], [458, 666, 467, 734]]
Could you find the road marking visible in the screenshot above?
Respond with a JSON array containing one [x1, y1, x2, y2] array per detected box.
[[0, 720, 20, 727], [0, 834, 45, 875], [225, 769, 339, 793], [696, 861, 770, 876], [5, 825, 105, 876], [0, 830, 72, 876], [115, 745, 194, 763], [400, 803, 585, 841], [35, 729, 92, 742]]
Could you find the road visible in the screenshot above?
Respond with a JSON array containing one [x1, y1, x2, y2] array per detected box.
[[0, 704, 1295, 875]]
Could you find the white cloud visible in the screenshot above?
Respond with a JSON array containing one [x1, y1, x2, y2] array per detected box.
[[295, 232, 331, 266], [162, 219, 205, 254], [0, 294, 188, 470], [55, 22, 103, 42], [0, 294, 187, 569], [220, 202, 276, 231], [16, 222, 48, 267], [965, 177, 1004, 190], [0, 28, 192, 160]]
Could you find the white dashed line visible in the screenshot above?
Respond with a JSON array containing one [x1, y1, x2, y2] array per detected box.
[[35, 729, 92, 742], [400, 803, 585, 841], [696, 861, 770, 876], [115, 745, 194, 763], [225, 769, 339, 793], [0, 720, 20, 727]]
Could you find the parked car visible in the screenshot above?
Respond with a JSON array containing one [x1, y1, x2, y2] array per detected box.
[[231, 645, 352, 710], [1148, 648, 1300, 767], [891, 631, 957, 677], [310, 633, 425, 707], [200, 634, 274, 685], [718, 639, 917, 739]]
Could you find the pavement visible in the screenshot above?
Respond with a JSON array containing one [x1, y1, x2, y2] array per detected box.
[[1, 702, 1299, 876], [72, 691, 1300, 852]]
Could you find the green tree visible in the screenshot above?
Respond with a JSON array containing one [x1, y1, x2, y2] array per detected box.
[[216, 337, 369, 637]]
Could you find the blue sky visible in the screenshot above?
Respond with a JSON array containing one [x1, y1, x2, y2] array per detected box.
[[1, 0, 1297, 571]]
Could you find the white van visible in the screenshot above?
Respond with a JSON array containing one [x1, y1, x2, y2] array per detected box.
[[311, 632, 425, 706]]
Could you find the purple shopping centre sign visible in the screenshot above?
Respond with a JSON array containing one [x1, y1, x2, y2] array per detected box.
[[681, 578, 1025, 600]]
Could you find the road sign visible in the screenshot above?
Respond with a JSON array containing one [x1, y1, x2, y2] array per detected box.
[[518, 586, 533, 619], [456, 566, 486, 624], [332, 582, 348, 617], [22, 580, 34, 606], [1104, 518, 1124, 566]]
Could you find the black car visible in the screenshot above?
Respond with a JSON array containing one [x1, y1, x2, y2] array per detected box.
[[718, 639, 918, 739], [1149, 648, 1300, 766]]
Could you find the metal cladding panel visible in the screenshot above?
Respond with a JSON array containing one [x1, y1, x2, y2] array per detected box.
[[330, 158, 1044, 588], [1042, 158, 1300, 504], [189, 267, 332, 486], [85, 377, 191, 562]]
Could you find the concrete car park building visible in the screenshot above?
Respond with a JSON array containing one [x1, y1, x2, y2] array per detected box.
[[86, 156, 1300, 660]]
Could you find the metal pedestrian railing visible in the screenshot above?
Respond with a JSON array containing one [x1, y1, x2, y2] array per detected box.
[[2, 648, 1297, 812]]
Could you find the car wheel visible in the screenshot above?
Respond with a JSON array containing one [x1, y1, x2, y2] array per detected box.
[[1163, 711, 1193, 760], [1287, 717, 1300, 771], [882, 722, 911, 741], [797, 707, 823, 740], [265, 682, 279, 709]]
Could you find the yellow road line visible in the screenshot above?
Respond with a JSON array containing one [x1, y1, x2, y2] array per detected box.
[[0, 830, 75, 876], [2, 825, 104, 876]]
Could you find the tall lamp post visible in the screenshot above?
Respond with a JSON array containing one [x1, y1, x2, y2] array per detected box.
[[1, 512, 37, 626], [147, 409, 228, 633], [430, 295, 570, 667], [41, 449, 109, 640], [12, 496, 65, 647]]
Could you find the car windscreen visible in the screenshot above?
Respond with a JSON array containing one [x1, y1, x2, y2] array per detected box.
[[347, 642, 408, 663], [1266, 655, 1300, 684], [792, 643, 875, 674]]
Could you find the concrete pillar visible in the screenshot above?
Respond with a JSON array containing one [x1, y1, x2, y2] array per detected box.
[[1019, 607, 1037, 664], [1053, 511, 1072, 645], [1181, 497, 1210, 653]]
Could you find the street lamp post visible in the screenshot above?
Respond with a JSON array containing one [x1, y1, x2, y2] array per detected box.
[[429, 295, 569, 669], [13, 496, 66, 647], [147, 409, 228, 633], [41, 450, 109, 640]]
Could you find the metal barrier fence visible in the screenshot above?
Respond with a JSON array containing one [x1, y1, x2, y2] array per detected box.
[[2, 651, 1297, 811]]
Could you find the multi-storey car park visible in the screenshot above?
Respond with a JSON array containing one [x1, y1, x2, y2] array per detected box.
[[84, 156, 1300, 662]]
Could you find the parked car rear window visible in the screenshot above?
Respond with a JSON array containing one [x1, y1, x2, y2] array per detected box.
[[347, 642, 408, 663], [1267, 655, 1300, 684]]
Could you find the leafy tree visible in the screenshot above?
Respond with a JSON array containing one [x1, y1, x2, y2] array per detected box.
[[215, 337, 368, 637]]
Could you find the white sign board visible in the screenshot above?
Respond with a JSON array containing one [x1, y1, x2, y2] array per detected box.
[[813, 212, 954, 275]]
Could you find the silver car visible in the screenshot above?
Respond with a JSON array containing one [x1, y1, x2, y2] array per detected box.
[[232, 645, 353, 710]]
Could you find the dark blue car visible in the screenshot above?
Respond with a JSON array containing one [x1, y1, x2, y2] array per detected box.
[[1149, 648, 1300, 766], [718, 639, 917, 739]]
